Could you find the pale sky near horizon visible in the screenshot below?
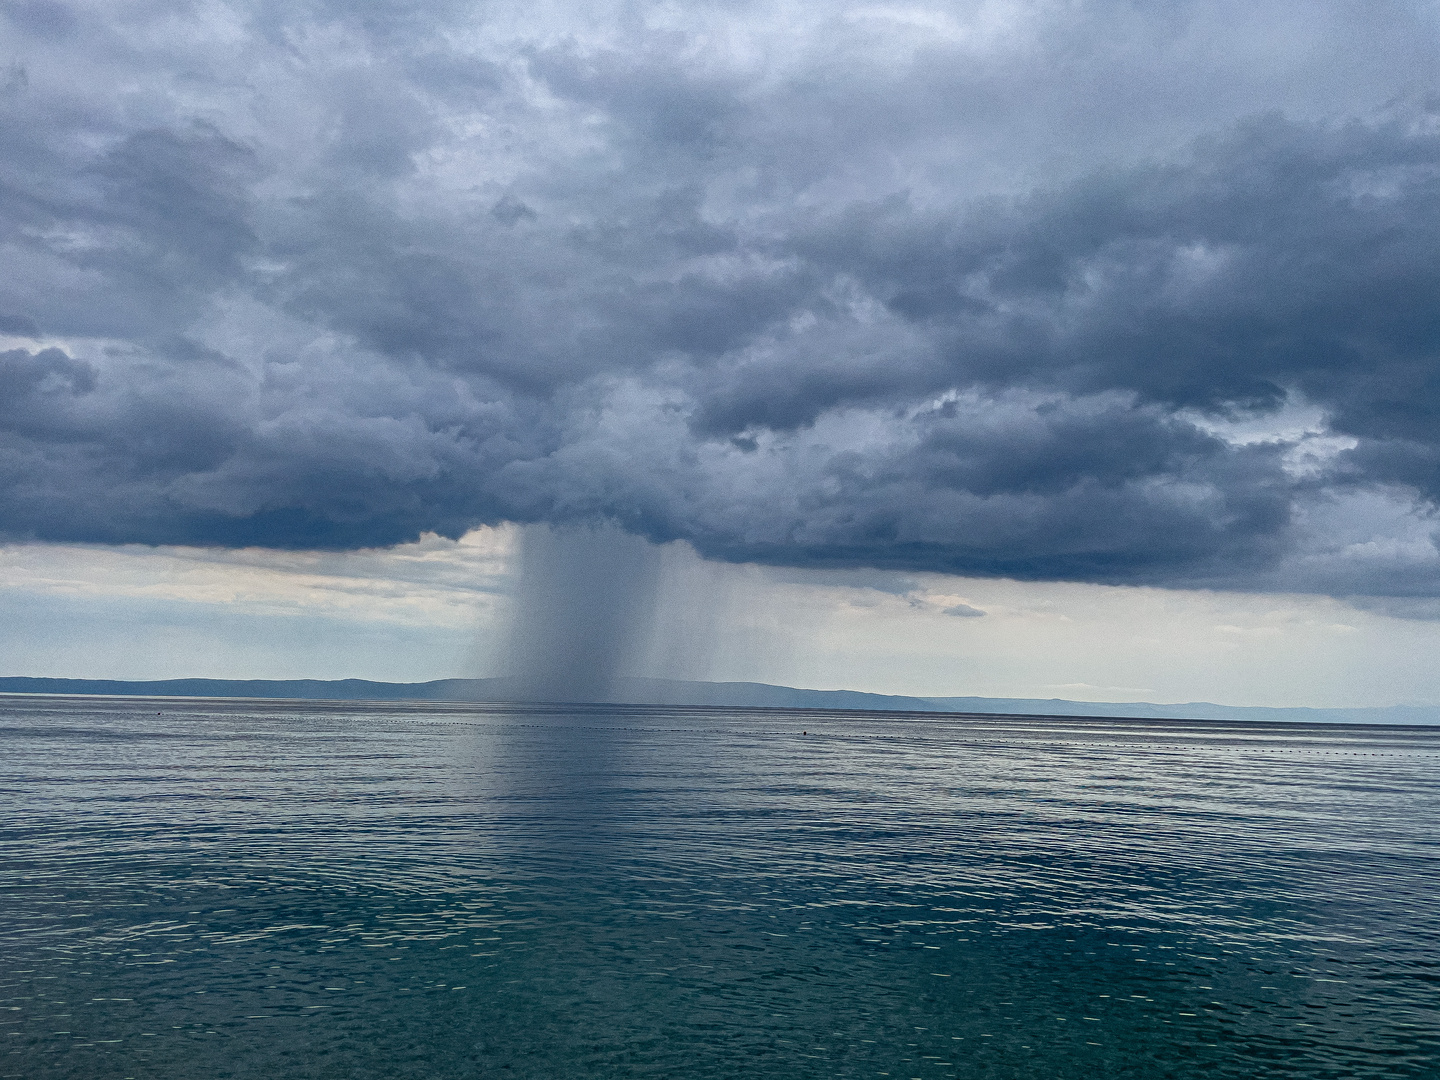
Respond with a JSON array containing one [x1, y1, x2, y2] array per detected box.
[[5, 528, 1440, 709]]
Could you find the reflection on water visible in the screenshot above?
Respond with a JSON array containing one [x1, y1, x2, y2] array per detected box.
[[1, 694, 1437, 1079]]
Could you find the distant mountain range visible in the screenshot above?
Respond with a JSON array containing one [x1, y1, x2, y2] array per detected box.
[[1, 675, 1436, 725]]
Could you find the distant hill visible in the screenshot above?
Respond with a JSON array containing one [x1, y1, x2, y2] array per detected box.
[[1, 675, 1436, 725]]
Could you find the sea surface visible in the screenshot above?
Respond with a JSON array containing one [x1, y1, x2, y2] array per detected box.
[[1, 695, 1437, 1079]]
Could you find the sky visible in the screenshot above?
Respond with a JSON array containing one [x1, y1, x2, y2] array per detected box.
[[4, 0, 1440, 705]]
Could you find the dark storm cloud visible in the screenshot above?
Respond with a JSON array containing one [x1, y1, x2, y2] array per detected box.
[[0, 1, 75, 40], [0, 314, 38, 336], [2, 0, 1440, 594]]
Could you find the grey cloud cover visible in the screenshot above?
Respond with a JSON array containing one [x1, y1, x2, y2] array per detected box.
[[3, 0, 1440, 593]]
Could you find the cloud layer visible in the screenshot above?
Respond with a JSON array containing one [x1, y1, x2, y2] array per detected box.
[[3, 0, 1440, 593]]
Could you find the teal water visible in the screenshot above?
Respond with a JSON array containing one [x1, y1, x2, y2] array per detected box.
[[1, 695, 1436, 1079]]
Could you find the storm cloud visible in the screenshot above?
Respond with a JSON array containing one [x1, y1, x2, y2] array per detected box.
[[3, 0, 1440, 594]]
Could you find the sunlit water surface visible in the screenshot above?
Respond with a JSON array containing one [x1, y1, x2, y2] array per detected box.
[[1, 695, 1437, 1079]]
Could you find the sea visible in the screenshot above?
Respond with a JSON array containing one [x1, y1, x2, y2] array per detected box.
[[1, 694, 1436, 1080]]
